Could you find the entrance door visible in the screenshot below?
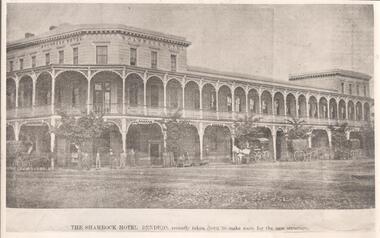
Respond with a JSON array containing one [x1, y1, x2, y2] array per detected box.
[[93, 82, 111, 113], [149, 143, 161, 165]]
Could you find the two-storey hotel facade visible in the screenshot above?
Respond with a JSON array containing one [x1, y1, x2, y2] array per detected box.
[[6, 24, 373, 166]]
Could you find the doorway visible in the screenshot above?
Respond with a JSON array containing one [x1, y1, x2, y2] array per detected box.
[[149, 143, 161, 165]]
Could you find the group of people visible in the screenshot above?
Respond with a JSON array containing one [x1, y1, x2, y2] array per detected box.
[[73, 147, 136, 170]]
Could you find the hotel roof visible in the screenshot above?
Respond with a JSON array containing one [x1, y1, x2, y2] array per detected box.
[[7, 23, 191, 49]]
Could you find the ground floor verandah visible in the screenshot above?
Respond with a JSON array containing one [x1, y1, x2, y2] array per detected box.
[[6, 117, 371, 169]]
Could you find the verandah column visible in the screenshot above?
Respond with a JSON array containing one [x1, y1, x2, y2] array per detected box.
[[199, 82, 203, 119], [15, 77, 19, 108], [51, 74, 55, 114], [122, 75, 126, 114], [143, 71, 147, 115], [199, 124, 204, 161], [295, 94, 299, 118], [32, 75, 37, 107], [87, 77, 91, 114], [271, 128, 277, 161], [245, 87, 249, 117]]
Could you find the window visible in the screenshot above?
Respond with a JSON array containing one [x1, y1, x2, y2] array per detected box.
[[72, 81, 80, 107], [170, 54, 177, 71], [9, 61, 13, 72], [349, 84, 352, 95], [341, 82, 344, 94], [31, 56, 36, 68], [96, 46, 108, 64], [73, 47, 78, 65], [129, 83, 139, 106], [130, 48, 137, 66], [151, 85, 159, 107], [364, 85, 367, 97], [356, 85, 359, 95], [19, 58, 24, 70], [151, 51, 158, 69], [59, 50, 64, 64], [45, 53, 50, 66]]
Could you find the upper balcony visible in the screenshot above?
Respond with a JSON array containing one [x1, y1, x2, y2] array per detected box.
[[6, 66, 372, 128]]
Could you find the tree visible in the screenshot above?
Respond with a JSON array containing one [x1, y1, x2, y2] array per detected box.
[[359, 121, 374, 157], [285, 117, 311, 155], [53, 112, 109, 152], [159, 110, 196, 160], [285, 117, 311, 140], [233, 115, 261, 148]]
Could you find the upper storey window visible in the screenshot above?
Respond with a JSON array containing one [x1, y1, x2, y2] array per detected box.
[[73, 47, 78, 65], [349, 84, 352, 95], [356, 84, 360, 95], [45, 53, 50, 66], [341, 82, 344, 94], [96, 46, 108, 64], [130, 48, 137, 66], [170, 54, 177, 72], [59, 50, 64, 64], [364, 85, 367, 97], [19, 58, 24, 70], [31, 56, 36, 68], [151, 51, 158, 69], [9, 61, 13, 72]]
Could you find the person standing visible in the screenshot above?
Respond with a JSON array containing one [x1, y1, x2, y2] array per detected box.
[[130, 148, 136, 167], [119, 151, 126, 169], [95, 151, 101, 170]]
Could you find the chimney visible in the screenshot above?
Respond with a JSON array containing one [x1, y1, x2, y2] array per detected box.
[[25, 32, 34, 38], [49, 25, 57, 31]]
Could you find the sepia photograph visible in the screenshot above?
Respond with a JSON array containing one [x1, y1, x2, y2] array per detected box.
[[2, 1, 376, 235]]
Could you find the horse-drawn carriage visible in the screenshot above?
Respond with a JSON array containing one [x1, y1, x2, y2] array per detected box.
[[7, 140, 52, 171]]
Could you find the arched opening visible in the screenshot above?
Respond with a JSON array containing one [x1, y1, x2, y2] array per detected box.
[[319, 97, 328, 119], [90, 71, 123, 114], [298, 94, 307, 118], [36, 72, 52, 106], [250, 127, 274, 160], [184, 81, 200, 110], [329, 98, 337, 119], [7, 78, 16, 109], [55, 71, 88, 114], [19, 123, 51, 154], [286, 93, 296, 117], [338, 99, 346, 120], [202, 84, 216, 111], [126, 123, 163, 166], [248, 88, 259, 114], [179, 125, 200, 162], [125, 73, 144, 107], [94, 123, 123, 167], [311, 129, 329, 148], [166, 79, 183, 109], [364, 102, 370, 121], [347, 101, 355, 120], [146, 76, 164, 108], [261, 90, 272, 115], [18, 75, 33, 108], [234, 87, 246, 113], [218, 85, 232, 112], [6, 125, 15, 141], [276, 129, 287, 161], [349, 131, 363, 149], [356, 102, 362, 121], [274, 92, 285, 116], [203, 125, 231, 163], [308, 96, 318, 118]]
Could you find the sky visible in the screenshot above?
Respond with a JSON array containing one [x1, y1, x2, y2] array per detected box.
[[7, 3, 374, 84]]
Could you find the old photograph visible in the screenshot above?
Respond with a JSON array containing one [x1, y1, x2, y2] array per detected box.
[[3, 2, 375, 231]]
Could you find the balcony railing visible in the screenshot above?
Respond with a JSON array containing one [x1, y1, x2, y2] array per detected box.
[[6, 103, 368, 127]]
